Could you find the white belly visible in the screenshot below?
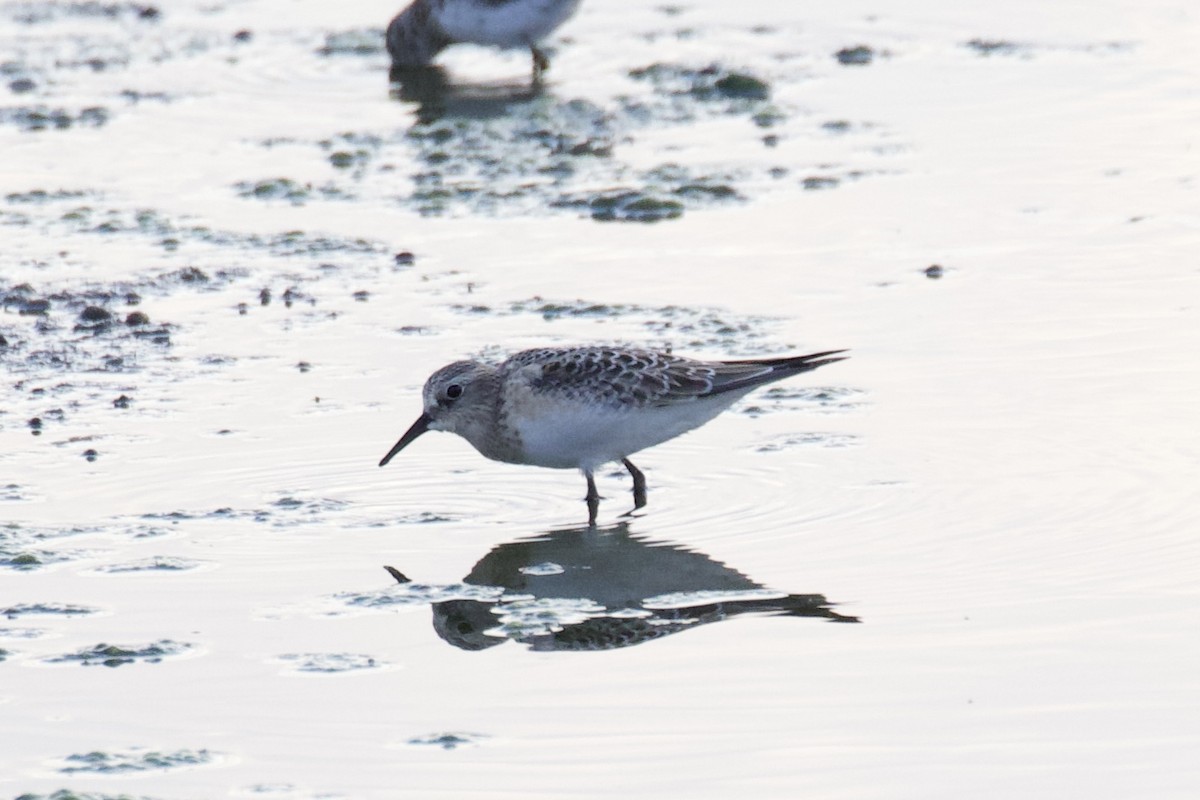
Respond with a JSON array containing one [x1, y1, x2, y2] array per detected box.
[[436, 0, 582, 48], [513, 397, 733, 471]]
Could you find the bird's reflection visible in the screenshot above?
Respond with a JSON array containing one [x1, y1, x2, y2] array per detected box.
[[388, 65, 544, 123], [384, 523, 858, 652]]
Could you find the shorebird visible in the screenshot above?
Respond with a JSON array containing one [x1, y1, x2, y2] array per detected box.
[[378, 346, 847, 522], [386, 0, 583, 79]]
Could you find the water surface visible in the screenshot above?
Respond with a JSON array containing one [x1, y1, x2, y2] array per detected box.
[[2, 1, 1198, 798]]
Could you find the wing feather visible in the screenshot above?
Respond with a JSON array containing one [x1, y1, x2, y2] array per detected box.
[[501, 347, 847, 407]]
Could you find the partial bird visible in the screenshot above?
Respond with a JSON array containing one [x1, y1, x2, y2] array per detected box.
[[386, 0, 583, 80]]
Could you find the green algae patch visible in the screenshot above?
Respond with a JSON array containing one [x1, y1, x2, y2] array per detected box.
[[714, 73, 770, 100], [408, 732, 488, 750], [552, 191, 684, 222], [58, 747, 215, 774], [237, 178, 311, 203], [3, 602, 99, 618], [47, 639, 193, 667], [596, 193, 684, 222], [629, 63, 772, 104], [0, 105, 109, 133]]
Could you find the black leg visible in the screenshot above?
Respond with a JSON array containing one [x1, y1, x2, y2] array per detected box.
[[623, 458, 647, 509], [584, 470, 600, 526], [531, 46, 549, 81]]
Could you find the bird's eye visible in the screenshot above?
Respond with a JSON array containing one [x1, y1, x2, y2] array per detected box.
[[445, 383, 463, 400]]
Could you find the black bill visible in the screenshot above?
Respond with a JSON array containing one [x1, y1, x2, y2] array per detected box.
[[378, 412, 432, 467]]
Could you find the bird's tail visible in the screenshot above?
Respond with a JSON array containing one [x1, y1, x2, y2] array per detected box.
[[724, 349, 849, 372], [704, 349, 848, 396]]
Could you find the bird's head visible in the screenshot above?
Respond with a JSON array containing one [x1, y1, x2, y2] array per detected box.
[[378, 360, 496, 466]]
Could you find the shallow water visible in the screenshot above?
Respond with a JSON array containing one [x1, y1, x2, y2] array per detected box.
[[2, 0, 1199, 798]]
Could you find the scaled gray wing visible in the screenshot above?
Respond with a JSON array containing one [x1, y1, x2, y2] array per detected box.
[[503, 347, 847, 407], [502, 347, 718, 407]]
